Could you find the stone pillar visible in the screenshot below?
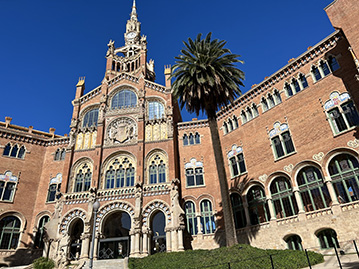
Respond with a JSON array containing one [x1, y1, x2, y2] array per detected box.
[[148, 231, 152, 254], [134, 230, 141, 255], [325, 176, 339, 205], [93, 233, 100, 260], [142, 228, 149, 255], [177, 227, 184, 251], [293, 187, 305, 213], [196, 214, 203, 234], [80, 233, 91, 259], [130, 230, 136, 256], [243, 200, 251, 227], [171, 229, 178, 251], [165, 228, 172, 252], [266, 197, 277, 221]]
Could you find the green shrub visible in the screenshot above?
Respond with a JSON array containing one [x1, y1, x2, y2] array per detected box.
[[128, 244, 324, 269], [33, 257, 55, 269]]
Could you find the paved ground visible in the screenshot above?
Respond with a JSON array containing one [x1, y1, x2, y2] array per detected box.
[[305, 253, 359, 268]]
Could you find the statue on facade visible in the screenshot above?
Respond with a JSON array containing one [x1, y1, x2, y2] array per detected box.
[[133, 182, 142, 229], [170, 179, 185, 227], [106, 40, 115, 56], [55, 232, 70, 268]]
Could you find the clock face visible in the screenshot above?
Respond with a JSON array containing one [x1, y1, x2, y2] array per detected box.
[[127, 32, 137, 39]]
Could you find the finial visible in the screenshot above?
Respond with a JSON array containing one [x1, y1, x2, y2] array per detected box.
[[131, 0, 137, 21]]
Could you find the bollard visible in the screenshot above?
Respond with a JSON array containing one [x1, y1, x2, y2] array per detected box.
[[354, 240, 359, 259], [305, 249, 312, 269], [269, 254, 274, 269], [333, 245, 343, 269]]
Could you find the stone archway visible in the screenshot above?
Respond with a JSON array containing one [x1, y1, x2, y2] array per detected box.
[[98, 211, 131, 260], [150, 210, 166, 254], [68, 218, 84, 261]]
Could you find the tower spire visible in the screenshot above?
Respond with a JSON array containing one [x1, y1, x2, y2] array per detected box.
[[131, 0, 137, 21]]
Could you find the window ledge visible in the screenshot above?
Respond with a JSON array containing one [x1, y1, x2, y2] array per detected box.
[[312, 72, 333, 85], [186, 184, 206, 189], [231, 172, 248, 180], [274, 151, 297, 162], [0, 200, 14, 203], [332, 126, 358, 138], [45, 201, 56, 204], [1, 155, 25, 161]]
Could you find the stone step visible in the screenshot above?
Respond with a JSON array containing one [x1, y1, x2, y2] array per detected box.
[[82, 258, 127, 269]]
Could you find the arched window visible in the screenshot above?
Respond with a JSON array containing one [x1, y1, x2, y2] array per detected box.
[[228, 119, 233, 132], [317, 229, 339, 249], [329, 154, 359, 203], [246, 107, 253, 121], [269, 122, 295, 159], [233, 116, 239, 129], [17, 146, 25, 159], [228, 146, 247, 177], [292, 79, 301, 94], [60, 149, 66, 160], [284, 82, 293, 97], [297, 167, 331, 212], [285, 235, 303, 251], [10, 145, 18, 158], [328, 56, 340, 72], [111, 90, 137, 109], [267, 94, 275, 108], [0, 216, 21, 249], [104, 157, 136, 189], [54, 149, 60, 161], [74, 163, 92, 192], [82, 109, 99, 128], [223, 122, 228, 134], [47, 184, 58, 202], [299, 74, 308, 89], [147, 154, 167, 184], [270, 177, 298, 219], [312, 65, 322, 82], [194, 132, 201, 144], [34, 216, 50, 249], [0, 171, 18, 202], [3, 143, 11, 157], [230, 193, 246, 229], [247, 186, 270, 225], [252, 104, 259, 117], [241, 110, 247, 124], [320, 60, 331, 76], [189, 133, 194, 145], [185, 159, 204, 187], [273, 90, 282, 104], [183, 134, 188, 146], [185, 201, 198, 235], [200, 200, 215, 234], [148, 101, 164, 120], [261, 97, 268, 112]]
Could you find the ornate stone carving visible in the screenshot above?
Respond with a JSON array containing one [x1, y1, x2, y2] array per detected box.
[[312, 152, 325, 162], [348, 139, 359, 149], [258, 174, 268, 183], [106, 117, 137, 145], [106, 40, 115, 56], [171, 179, 185, 227], [283, 164, 294, 173]]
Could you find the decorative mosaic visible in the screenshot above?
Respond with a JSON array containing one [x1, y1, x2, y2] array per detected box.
[[269, 122, 289, 138], [50, 173, 62, 184], [347, 139, 359, 149], [283, 164, 294, 173], [143, 201, 171, 226], [324, 91, 350, 110], [0, 171, 18, 182], [227, 145, 243, 158], [312, 152, 324, 162], [184, 158, 203, 169], [60, 209, 86, 234]]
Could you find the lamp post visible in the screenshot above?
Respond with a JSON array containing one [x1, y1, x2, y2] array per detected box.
[[89, 200, 100, 269]]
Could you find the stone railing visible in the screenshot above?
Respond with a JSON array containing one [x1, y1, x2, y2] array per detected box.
[[276, 215, 299, 225], [305, 207, 332, 219], [79, 86, 102, 104], [64, 192, 92, 204], [144, 80, 166, 93], [98, 187, 136, 201], [143, 182, 170, 197], [108, 73, 139, 86], [0, 249, 16, 256], [341, 200, 359, 212]]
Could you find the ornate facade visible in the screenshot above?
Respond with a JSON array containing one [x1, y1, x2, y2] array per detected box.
[[1, 0, 359, 267]]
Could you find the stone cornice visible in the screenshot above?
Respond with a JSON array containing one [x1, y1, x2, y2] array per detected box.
[[108, 72, 139, 88], [178, 119, 209, 130], [217, 30, 342, 120], [79, 85, 102, 105], [144, 79, 167, 93]]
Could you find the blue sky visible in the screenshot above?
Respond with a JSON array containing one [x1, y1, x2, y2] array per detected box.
[[0, 0, 334, 135]]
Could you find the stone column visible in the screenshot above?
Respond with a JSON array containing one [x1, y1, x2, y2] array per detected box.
[[134, 230, 141, 255], [177, 227, 185, 251], [129, 230, 136, 256], [293, 187, 305, 213], [148, 231, 152, 254], [171, 229, 178, 251], [165, 227, 172, 252], [196, 214, 203, 234], [325, 176, 339, 205], [266, 197, 276, 221], [80, 233, 91, 259], [142, 228, 149, 255], [93, 233, 100, 260], [242, 199, 251, 227]]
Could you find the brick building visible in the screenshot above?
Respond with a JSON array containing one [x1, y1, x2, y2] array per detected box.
[[1, 0, 359, 266]]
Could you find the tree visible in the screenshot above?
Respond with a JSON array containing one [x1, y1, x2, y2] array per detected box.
[[171, 33, 245, 246]]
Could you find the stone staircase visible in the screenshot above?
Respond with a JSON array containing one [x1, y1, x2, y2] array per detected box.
[[82, 258, 128, 269]]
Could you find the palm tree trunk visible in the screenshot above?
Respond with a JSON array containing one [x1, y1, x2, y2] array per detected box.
[[207, 109, 237, 247]]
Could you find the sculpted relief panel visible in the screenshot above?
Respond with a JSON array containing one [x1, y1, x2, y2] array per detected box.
[[105, 117, 137, 145]]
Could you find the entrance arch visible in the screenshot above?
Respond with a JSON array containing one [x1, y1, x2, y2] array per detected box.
[[68, 218, 84, 260], [99, 211, 131, 259], [150, 210, 166, 254]]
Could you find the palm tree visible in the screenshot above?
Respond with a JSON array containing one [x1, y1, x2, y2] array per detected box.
[[171, 33, 245, 247]]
